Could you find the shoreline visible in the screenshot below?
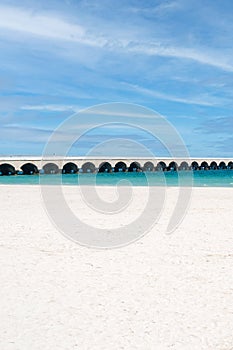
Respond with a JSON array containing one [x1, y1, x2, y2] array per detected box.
[[1, 183, 233, 188]]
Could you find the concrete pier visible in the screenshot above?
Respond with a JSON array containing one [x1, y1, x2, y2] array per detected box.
[[0, 156, 232, 175]]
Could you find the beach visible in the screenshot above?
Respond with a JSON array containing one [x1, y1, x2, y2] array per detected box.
[[0, 185, 233, 350]]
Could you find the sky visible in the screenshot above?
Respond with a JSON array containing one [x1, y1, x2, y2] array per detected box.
[[0, 0, 232, 157]]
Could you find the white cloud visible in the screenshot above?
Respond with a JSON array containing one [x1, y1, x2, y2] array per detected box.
[[21, 104, 80, 112], [0, 5, 105, 47], [0, 4, 233, 74], [127, 43, 233, 72], [123, 83, 228, 107], [130, 1, 181, 15], [83, 108, 159, 119], [156, 1, 180, 12]]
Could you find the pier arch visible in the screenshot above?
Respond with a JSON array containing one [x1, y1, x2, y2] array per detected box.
[[43, 163, 59, 174], [156, 161, 167, 171], [114, 161, 127, 172], [219, 161, 227, 170], [168, 161, 178, 171], [210, 161, 218, 170], [0, 163, 15, 175], [21, 163, 38, 175], [81, 162, 96, 173], [191, 161, 199, 170], [200, 161, 209, 170], [143, 161, 155, 172], [228, 161, 233, 169], [178, 161, 189, 170], [98, 162, 112, 173], [62, 162, 78, 174], [128, 161, 142, 172]]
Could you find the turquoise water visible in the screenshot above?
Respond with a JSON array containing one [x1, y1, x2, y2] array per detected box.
[[0, 170, 233, 187]]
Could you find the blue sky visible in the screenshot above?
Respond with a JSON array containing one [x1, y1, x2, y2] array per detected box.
[[0, 0, 232, 156]]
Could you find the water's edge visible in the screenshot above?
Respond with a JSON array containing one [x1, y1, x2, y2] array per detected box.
[[0, 170, 233, 187]]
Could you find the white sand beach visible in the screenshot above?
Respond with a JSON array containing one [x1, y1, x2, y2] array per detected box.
[[0, 185, 233, 350]]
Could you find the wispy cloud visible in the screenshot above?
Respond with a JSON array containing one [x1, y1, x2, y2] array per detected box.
[[123, 83, 226, 107], [0, 5, 84, 42], [0, 1, 233, 156], [21, 104, 161, 119], [129, 1, 181, 16], [127, 43, 233, 72], [1, 4, 233, 73], [21, 104, 80, 112], [82, 107, 159, 119], [0, 124, 52, 143]]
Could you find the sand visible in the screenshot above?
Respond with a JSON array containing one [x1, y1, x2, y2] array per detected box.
[[0, 185, 233, 350]]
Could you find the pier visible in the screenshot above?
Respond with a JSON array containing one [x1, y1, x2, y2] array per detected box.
[[0, 156, 232, 175]]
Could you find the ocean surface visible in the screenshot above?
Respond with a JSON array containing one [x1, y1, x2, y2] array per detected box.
[[0, 170, 233, 187]]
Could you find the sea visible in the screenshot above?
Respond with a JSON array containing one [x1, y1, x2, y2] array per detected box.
[[0, 170, 233, 187]]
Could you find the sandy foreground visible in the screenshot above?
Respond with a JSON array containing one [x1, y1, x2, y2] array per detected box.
[[0, 185, 233, 350]]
